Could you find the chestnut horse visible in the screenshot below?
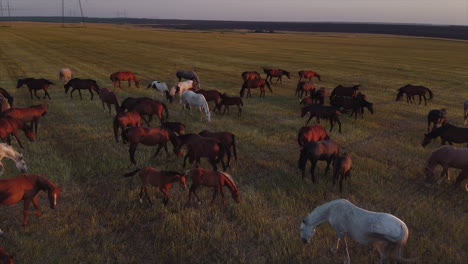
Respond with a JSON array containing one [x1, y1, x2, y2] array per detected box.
[[396, 84, 433, 106], [423, 145, 468, 183], [301, 105, 342, 133], [184, 168, 240, 206], [298, 139, 340, 182], [3, 104, 47, 135], [296, 81, 316, 98], [174, 134, 226, 171], [0, 88, 14, 107], [298, 70, 321, 82], [99, 88, 120, 114], [264, 68, 290, 84], [241, 71, 261, 81], [0, 247, 14, 264], [330, 94, 374, 120], [161, 121, 185, 135], [16, 78, 54, 99], [0, 173, 61, 226], [199, 130, 237, 167], [332, 153, 352, 193], [110, 71, 140, 89], [215, 93, 244, 116], [64, 78, 100, 100], [123, 167, 187, 206], [113, 111, 141, 143], [421, 123, 468, 147], [120, 97, 169, 126], [0, 116, 35, 149], [240, 78, 272, 98], [427, 109, 447, 133], [297, 124, 329, 149]]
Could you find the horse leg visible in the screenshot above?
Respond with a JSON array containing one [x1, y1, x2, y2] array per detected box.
[[423, 95, 427, 106], [183, 154, 189, 168], [70, 88, 75, 99], [152, 144, 164, 159], [219, 187, 227, 207], [329, 237, 341, 256], [305, 114, 314, 125], [143, 186, 153, 206], [13, 132, 24, 149], [163, 143, 169, 158], [141, 116, 151, 126], [34, 89, 40, 99], [341, 236, 351, 264], [336, 117, 342, 133], [418, 95, 422, 105], [23, 198, 32, 226], [160, 188, 170, 206], [129, 143, 138, 165], [29, 89, 33, 99], [237, 105, 242, 116], [45, 90, 51, 99], [89, 89, 94, 100], [329, 118, 334, 132], [32, 196, 42, 217], [310, 159, 317, 182], [78, 89, 83, 100], [211, 188, 218, 204], [0, 162, 4, 176]]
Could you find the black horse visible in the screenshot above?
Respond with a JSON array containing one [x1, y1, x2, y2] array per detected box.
[[17, 78, 54, 99], [64, 78, 100, 100], [422, 123, 468, 147]]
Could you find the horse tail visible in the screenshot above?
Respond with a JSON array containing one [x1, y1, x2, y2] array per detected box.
[[232, 134, 237, 160], [123, 168, 140, 177], [265, 80, 272, 93], [426, 87, 433, 100], [162, 102, 169, 121]]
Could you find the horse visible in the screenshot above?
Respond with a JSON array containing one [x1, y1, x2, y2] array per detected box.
[[183, 168, 240, 206], [113, 111, 141, 143], [174, 134, 226, 171], [59, 68, 73, 82], [98, 88, 120, 114], [110, 71, 140, 89], [298, 70, 321, 82], [123, 167, 187, 206], [301, 199, 410, 264], [297, 124, 329, 149], [3, 104, 48, 135], [176, 70, 200, 88], [241, 71, 261, 81], [427, 109, 447, 132], [195, 89, 222, 110], [122, 98, 169, 126], [199, 130, 237, 167], [264, 68, 290, 84], [0, 116, 35, 149], [161, 121, 185, 135], [423, 145, 468, 183], [64, 78, 100, 100], [180, 91, 211, 122], [169, 80, 197, 103], [421, 123, 468, 147], [0, 88, 14, 107], [298, 139, 339, 182], [330, 94, 374, 120], [464, 101, 468, 125], [147, 81, 173, 103], [0, 247, 14, 264], [396, 84, 433, 106], [296, 81, 315, 98], [329, 85, 360, 102], [332, 153, 352, 193], [312, 87, 327, 105], [240, 78, 272, 98], [123, 126, 181, 165], [0, 143, 27, 176], [16, 78, 54, 100], [215, 93, 243, 116], [300, 96, 314, 107], [301, 105, 342, 133]]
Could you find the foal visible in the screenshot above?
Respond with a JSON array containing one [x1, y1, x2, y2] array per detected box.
[[301, 105, 342, 133], [215, 94, 243, 116], [332, 153, 352, 193]]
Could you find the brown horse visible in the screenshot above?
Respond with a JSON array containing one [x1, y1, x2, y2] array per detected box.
[[16, 78, 54, 100], [123, 167, 187, 206], [301, 105, 342, 133], [264, 68, 291, 84], [300, 96, 314, 107], [330, 94, 374, 120], [422, 123, 468, 147], [0, 88, 14, 107], [99, 88, 120, 114], [298, 70, 321, 82], [0, 117, 35, 149], [120, 97, 169, 126], [183, 168, 240, 206], [297, 124, 329, 148], [215, 94, 244, 116], [240, 78, 272, 98], [313, 87, 327, 105], [113, 111, 141, 143], [396, 84, 433, 106], [199, 130, 237, 167], [161, 121, 185, 135], [195, 89, 222, 109], [110, 71, 140, 89], [174, 134, 226, 171], [332, 153, 352, 193], [427, 109, 447, 132], [64, 78, 100, 100], [298, 139, 340, 182], [0, 173, 61, 226], [423, 145, 468, 183], [329, 85, 360, 102], [3, 104, 47, 135], [241, 71, 261, 81], [296, 81, 316, 98], [123, 126, 181, 165], [0, 247, 14, 264]]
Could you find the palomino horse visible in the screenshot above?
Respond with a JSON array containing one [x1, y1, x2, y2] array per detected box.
[[195, 89, 222, 110], [174, 134, 226, 171], [199, 130, 237, 167], [180, 91, 211, 122], [423, 145, 468, 183], [59, 68, 73, 82], [0, 143, 27, 176], [301, 199, 410, 264], [184, 168, 240, 206], [240, 78, 272, 98], [0, 116, 35, 149], [298, 139, 339, 182], [170, 80, 197, 104], [297, 124, 329, 149], [298, 70, 321, 82], [16, 78, 54, 99], [329, 85, 360, 102], [3, 104, 47, 135], [427, 109, 447, 132], [99, 88, 120, 114], [110, 71, 140, 89], [215, 93, 244, 116], [0, 88, 14, 107], [421, 123, 468, 147], [296, 81, 315, 98], [121, 97, 169, 126], [64, 78, 100, 100], [241, 71, 261, 81], [332, 153, 352, 193], [147, 81, 173, 103], [161, 122, 185, 135], [123, 167, 187, 206], [330, 94, 374, 120], [176, 70, 200, 88], [0, 173, 61, 226], [396, 84, 433, 106], [263, 68, 290, 84], [301, 105, 342, 133], [464, 101, 468, 125], [113, 111, 141, 143]]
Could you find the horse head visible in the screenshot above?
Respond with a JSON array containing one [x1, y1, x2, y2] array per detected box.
[[284, 71, 291, 79], [300, 218, 317, 244], [15, 154, 27, 173], [423, 166, 436, 183], [64, 82, 72, 94], [48, 185, 62, 209], [205, 111, 211, 122], [176, 174, 187, 190], [421, 134, 433, 147], [16, 79, 25, 88]]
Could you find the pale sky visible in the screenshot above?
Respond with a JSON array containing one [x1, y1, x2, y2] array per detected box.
[[4, 0, 468, 25]]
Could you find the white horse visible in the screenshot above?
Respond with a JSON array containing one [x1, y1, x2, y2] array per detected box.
[[59, 68, 73, 83], [147, 81, 169, 95], [0, 143, 27, 176], [180, 90, 211, 121], [170, 80, 196, 104], [301, 199, 410, 264]]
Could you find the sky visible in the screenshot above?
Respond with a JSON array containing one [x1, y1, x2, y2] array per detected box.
[[3, 0, 468, 26]]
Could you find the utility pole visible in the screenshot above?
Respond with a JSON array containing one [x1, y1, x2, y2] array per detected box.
[[1, 1, 3, 17], [78, 0, 85, 26], [7, 1, 10, 18], [62, 0, 64, 27]]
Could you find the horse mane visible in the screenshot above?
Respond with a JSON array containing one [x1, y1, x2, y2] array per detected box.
[[219, 172, 238, 191], [35, 175, 58, 192]]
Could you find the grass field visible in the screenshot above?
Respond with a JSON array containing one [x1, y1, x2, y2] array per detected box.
[[0, 22, 467, 263]]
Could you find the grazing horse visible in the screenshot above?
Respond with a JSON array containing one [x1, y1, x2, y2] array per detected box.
[[176, 70, 200, 88], [175, 134, 226, 171], [297, 124, 329, 149], [180, 91, 211, 122], [421, 123, 468, 147], [300, 96, 314, 107], [120, 97, 152, 112], [196, 89, 222, 110], [264, 68, 291, 84], [110, 71, 140, 89], [423, 145, 468, 183], [123, 167, 187, 206], [298, 70, 321, 82], [215, 93, 244, 116], [113, 111, 141, 143], [0, 117, 35, 149], [312, 87, 327, 105], [64, 78, 100, 100], [0, 247, 14, 264], [0, 88, 14, 107], [3, 104, 47, 135], [464, 101, 468, 125], [199, 130, 237, 167], [301, 199, 410, 264], [161, 121, 185, 135], [396, 84, 433, 106], [124, 98, 169, 126], [240, 78, 272, 98], [427, 109, 447, 132], [184, 168, 240, 206], [59, 68, 73, 82], [16, 78, 54, 99], [0, 143, 27, 176], [329, 85, 360, 102], [98, 88, 120, 114], [301, 105, 342, 133], [147, 81, 173, 103], [330, 94, 374, 120], [0, 94, 10, 113], [296, 81, 315, 98], [241, 71, 261, 81], [123, 126, 181, 165], [169, 80, 197, 104], [0, 174, 61, 227], [332, 153, 352, 193], [298, 139, 339, 182]]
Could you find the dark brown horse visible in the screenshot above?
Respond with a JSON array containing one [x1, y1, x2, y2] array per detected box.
[[113, 111, 141, 143], [199, 130, 237, 167], [64, 78, 100, 100], [300, 96, 314, 107], [240, 78, 272, 98], [396, 84, 433, 106], [427, 109, 447, 132], [422, 123, 468, 147], [99, 88, 120, 114], [120, 97, 169, 126], [264, 68, 291, 84], [313, 87, 327, 105], [120, 97, 152, 112], [330, 94, 374, 120], [0, 247, 14, 264], [123, 167, 187, 206], [296, 81, 316, 98], [174, 134, 226, 171], [298, 70, 321, 82], [0, 88, 14, 107], [3, 104, 47, 135], [183, 168, 240, 206], [215, 94, 244, 116], [16, 78, 54, 99], [301, 105, 342, 133], [297, 124, 329, 149], [332, 153, 352, 193], [161, 121, 185, 135], [298, 139, 340, 182], [241, 71, 261, 81], [0, 173, 61, 226], [195, 89, 222, 109], [110, 71, 140, 89], [0, 117, 35, 149], [329, 85, 360, 102]]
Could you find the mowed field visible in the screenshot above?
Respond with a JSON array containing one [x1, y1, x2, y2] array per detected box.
[[0, 23, 467, 263]]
